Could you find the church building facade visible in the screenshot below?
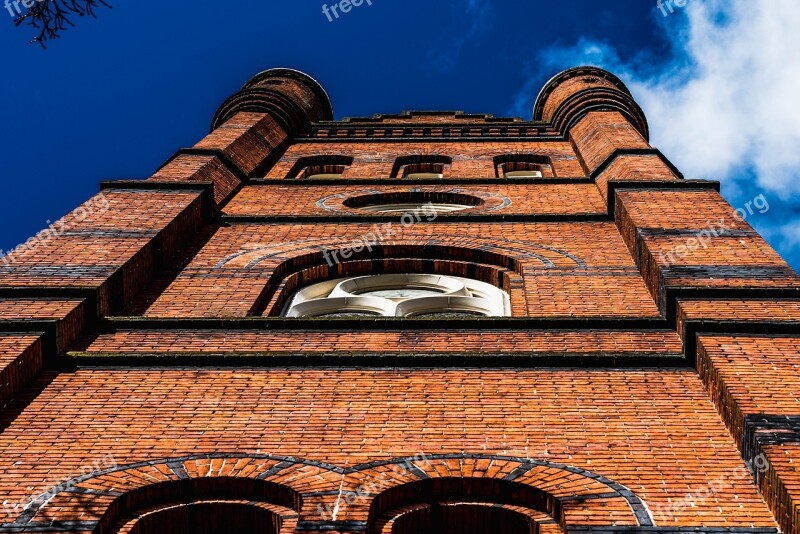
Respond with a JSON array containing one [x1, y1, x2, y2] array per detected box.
[[0, 66, 799, 533]]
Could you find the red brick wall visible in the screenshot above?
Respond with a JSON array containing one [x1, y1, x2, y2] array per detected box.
[[2, 67, 799, 533], [696, 335, 800, 534], [264, 141, 584, 178], [0, 368, 779, 528], [0, 334, 44, 410], [223, 184, 606, 217], [128, 221, 659, 318]]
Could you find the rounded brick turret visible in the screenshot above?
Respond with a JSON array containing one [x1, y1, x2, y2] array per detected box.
[[533, 66, 649, 140], [211, 68, 334, 134]]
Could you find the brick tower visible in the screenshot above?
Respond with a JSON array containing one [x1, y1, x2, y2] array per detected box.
[[1, 66, 799, 533]]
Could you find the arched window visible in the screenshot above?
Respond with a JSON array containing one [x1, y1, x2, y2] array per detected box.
[[286, 155, 354, 179], [367, 477, 562, 534], [391, 155, 453, 178], [389, 503, 537, 534], [493, 154, 554, 178], [283, 274, 510, 318], [92, 477, 300, 534], [127, 501, 282, 534]]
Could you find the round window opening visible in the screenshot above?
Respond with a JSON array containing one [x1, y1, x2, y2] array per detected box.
[[283, 274, 510, 318], [343, 192, 483, 214]]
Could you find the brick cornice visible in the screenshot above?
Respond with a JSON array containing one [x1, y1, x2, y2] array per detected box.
[[248, 176, 593, 186], [591, 148, 685, 181]]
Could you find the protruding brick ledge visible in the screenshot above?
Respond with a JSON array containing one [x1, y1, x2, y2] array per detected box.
[[608, 179, 719, 218], [250, 176, 593, 185], [0, 298, 86, 354], [742, 415, 800, 469], [0, 334, 44, 410], [220, 213, 610, 223], [64, 319, 686, 368], [695, 335, 800, 534]]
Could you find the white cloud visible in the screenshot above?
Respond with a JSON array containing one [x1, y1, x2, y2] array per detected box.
[[533, 0, 800, 196], [526, 0, 800, 267]]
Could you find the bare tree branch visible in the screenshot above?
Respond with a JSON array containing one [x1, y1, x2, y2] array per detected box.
[[13, 0, 111, 48]]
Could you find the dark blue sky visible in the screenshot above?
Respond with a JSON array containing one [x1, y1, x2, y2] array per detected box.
[[3, 0, 796, 269]]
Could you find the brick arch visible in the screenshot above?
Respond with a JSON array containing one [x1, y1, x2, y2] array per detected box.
[[214, 239, 583, 317], [342, 456, 653, 532], [10, 454, 652, 533], [238, 241, 530, 317], [10, 455, 321, 533], [215, 236, 584, 271], [261, 257, 524, 317]]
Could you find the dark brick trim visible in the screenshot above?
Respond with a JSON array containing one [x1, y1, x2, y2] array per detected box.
[[99, 180, 214, 192], [329, 111, 524, 122], [256, 460, 297, 480], [248, 176, 594, 186], [63, 352, 686, 369], [682, 325, 800, 367], [11, 453, 656, 530], [166, 460, 190, 480], [608, 180, 720, 218], [565, 529, 779, 533], [742, 414, 800, 477], [98, 316, 670, 331], [0, 520, 99, 532], [0, 287, 97, 301], [220, 213, 610, 224], [556, 91, 650, 142], [295, 520, 368, 531], [0, 291, 98, 356], [591, 148, 684, 180], [534, 67, 633, 116], [665, 287, 800, 330], [638, 228, 757, 239], [158, 147, 250, 181], [295, 135, 560, 142]]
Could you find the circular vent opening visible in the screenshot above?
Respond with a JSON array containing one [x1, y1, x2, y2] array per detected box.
[[343, 192, 483, 214]]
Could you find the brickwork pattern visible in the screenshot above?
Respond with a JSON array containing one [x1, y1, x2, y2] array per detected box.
[[0, 334, 43, 410], [264, 141, 584, 179], [129, 222, 660, 318], [0, 369, 779, 528], [1, 66, 799, 533], [70, 329, 683, 358], [223, 183, 606, 217], [696, 335, 800, 534]]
